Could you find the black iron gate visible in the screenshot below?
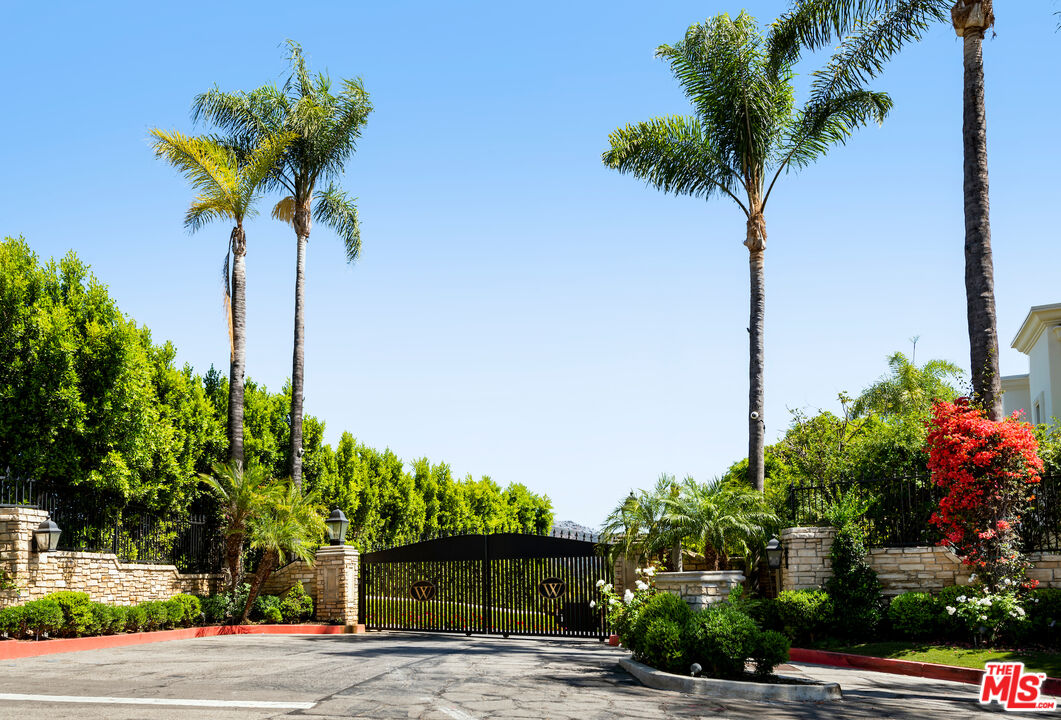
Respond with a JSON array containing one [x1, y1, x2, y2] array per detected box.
[[359, 533, 612, 638]]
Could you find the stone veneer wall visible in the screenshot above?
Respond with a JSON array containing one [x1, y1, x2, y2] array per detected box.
[[0, 505, 221, 608], [314, 545, 359, 626], [781, 526, 1061, 596], [654, 570, 745, 611], [261, 559, 318, 604]]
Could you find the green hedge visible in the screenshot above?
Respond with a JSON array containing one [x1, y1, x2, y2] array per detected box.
[[0, 592, 205, 640]]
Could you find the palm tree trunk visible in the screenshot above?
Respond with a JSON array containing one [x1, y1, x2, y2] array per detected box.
[[745, 215, 767, 492], [954, 1, 1002, 421], [240, 550, 277, 624], [223, 530, 244, 595], [228, 226, 247, 468], [670, 540, 683, 572], [290, 205, 311, 488]]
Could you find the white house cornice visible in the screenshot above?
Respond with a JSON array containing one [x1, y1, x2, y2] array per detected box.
[[1011, 303, 1061, 354]]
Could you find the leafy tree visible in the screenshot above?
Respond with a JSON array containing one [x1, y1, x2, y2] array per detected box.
[[0, 238, 206, 513], [150, 129, 293, 467], [193, 41, 373, 487], [775, 0, 1006, 418], [603, 12, 892, 491]]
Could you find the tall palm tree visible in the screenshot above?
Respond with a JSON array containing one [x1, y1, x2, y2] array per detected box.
[[199, 461, 272, 593], [193, 41, 373, 487], [773, 0, 1002, 419], [151, 129, 293, 466], [603, 12, 892, 490], [239, 479, 325, 623], [663, 477, 779, 570]]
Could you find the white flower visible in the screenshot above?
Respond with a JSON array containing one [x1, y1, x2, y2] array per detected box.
[[1003, 578, 1012, 586], [946, 606, 956, 615], [623, 589, 635, 604], [589, 600, 596, 609], [644, 567, 656, 577], [635, 580, 649, 591], [635, 568, 643, 576], [956, 595, 967, 603], [609, 598, 618, 607], [969, 574, 977, 582], [982, 598, 992, 606], [602, 583, 613, 593], [595, 579, 605, 588], [1016, 606, 1026, 617]]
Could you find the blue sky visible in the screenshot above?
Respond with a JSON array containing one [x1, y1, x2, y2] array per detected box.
[[3, 2, 1058, 527]]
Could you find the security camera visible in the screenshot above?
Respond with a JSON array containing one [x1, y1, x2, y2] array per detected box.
[[297, 446, 305, 457], [750, 411, 760, 420]]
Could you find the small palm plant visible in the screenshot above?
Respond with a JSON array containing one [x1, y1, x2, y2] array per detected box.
[[663, 477, 779, 570], [600, 474, 680, 567], [200, 461, 273, 594], [150, 130, 293, 467], [239, 480, 326, 624]]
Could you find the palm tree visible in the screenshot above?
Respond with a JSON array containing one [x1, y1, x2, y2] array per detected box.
[[599, 474, 678, 567], [239, 479, 325, 623], [200, 461, 272, 594], [150, 130, 293, 466], [773, 0, 1003, 419], [852, 351, 963, 418], [193, 41, 373, 487], [663, 477, 779, 570], [603, 12, 892, 490]]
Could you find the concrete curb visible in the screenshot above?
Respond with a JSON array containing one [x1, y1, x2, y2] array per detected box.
[[789, 648, 1061, 698], [0, 623, 360, 660], [619, 657, 842, 701]]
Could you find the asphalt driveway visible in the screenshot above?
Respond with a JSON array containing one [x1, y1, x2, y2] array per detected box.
[[0, 632, 1006, 719]]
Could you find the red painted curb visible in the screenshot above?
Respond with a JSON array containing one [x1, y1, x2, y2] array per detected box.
[[790, 648, 1061, 698], [0, 624, 349, 660]]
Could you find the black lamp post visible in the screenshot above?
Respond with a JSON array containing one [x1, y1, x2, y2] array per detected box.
[[765, 537, 783, 569], [325, 509, 349, 546], [34, 519, 61, 552]]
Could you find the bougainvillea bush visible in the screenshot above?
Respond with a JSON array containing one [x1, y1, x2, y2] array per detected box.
[[926, 399, 1042, 592]]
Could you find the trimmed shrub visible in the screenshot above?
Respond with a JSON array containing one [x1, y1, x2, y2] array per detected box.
[[264, 606, 283, 624], [42, 591, 94, 638], [889, 592, 936, 640], [933, 585, 968, 640], [0, 605, 25, 638], [140, 601, 168, 631], [163, 598, 185, 628], [639, 617, 686, 673], [21, 599, 64, 637], [200, 594, 233, 624], [253, 595, 282, 623], [1022, 588, 1061, 649], [89, 602, 116, 635], [628, 592, 692, 659], [126, 604, 147, 632], [280, 582, 314, 623], [825, 527, 882, 639], [772, 590, 833, 645], [684, 604, 759, 679], [749, 629, 790, 677], [171, 594, 202, 627], [110, 605, 129, 634]]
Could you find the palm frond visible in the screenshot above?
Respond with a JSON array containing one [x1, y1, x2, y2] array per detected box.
[[272, 195, 296, 225], [314, 185, 361, 263]]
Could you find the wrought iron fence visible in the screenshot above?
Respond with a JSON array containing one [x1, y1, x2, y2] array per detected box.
[[0, 471, 222, 572], [787, 474, 1061, 552]]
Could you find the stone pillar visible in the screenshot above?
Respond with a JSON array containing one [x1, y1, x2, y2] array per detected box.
[[780, 526, 835, 592], [654, 570, 745, 611], [0, 506, 48, 608], [314, 545, 359, 627]]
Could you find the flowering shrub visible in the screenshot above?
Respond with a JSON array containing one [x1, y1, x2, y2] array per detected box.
[[943, 589, 1027, 645], [595, 565, 657, 644], [926, 399, 1043, 591]]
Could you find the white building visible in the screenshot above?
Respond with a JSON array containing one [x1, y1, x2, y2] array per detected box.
[[1002, 303, 1061, 424]]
